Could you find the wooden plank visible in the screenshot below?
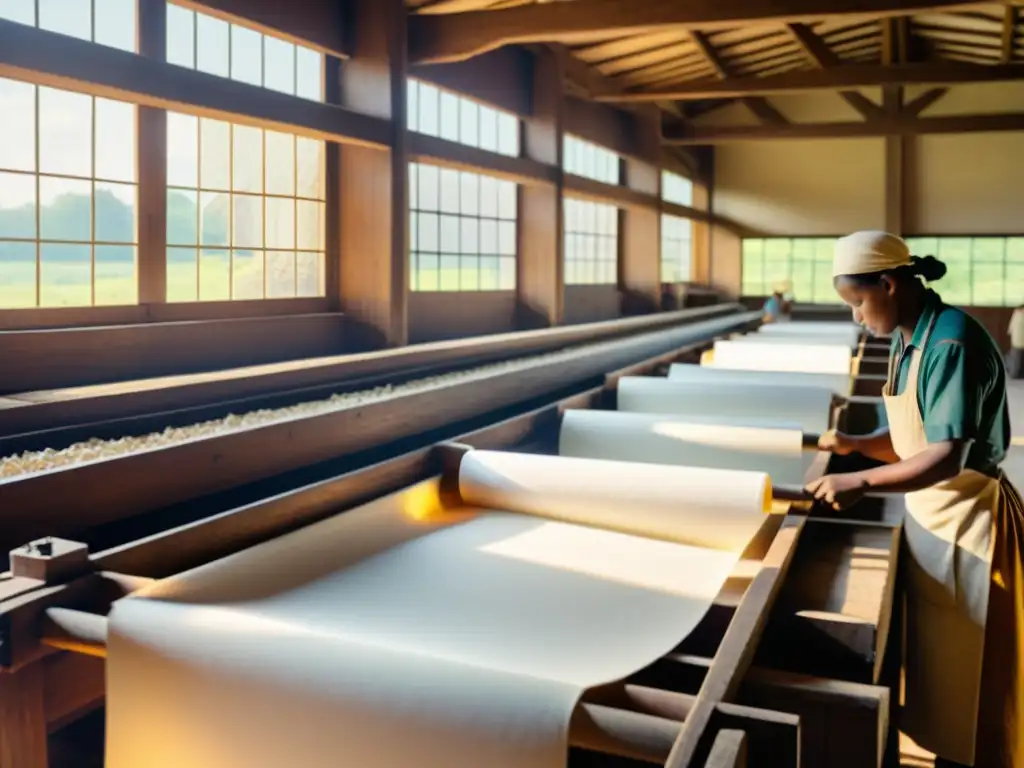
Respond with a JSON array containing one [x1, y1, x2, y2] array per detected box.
[[0, 21, 389, 151], [0, 305, 739, 437], [564, 173, 659, 211], [519, 47, 566, 329], [407, 0, 980, 63], [621, 156, 662, 312], [596, 61, 1024, 102], [408, 132, 558, 187], [0, 663, 47, 768], [0, 313, 757, 560], [663, 110, 1024, 143], [337, 0, 409, 346], [704, 730, 747, 768], [665, 515, 806, 768]]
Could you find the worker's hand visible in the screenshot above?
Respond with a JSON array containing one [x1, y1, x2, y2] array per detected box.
[[804, 473, 869, 511], [818, 429, 855, 455]]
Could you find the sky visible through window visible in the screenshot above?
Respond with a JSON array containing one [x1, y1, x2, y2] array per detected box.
[[409, 162, 517, 292], [742, 236, 1024, 306], [563, 135, 619, 185], [661, 171, 693, 207], [661, 215, 692, 283], [165, 112, 326, 302], [0, 78, 137, 308], [0, 2, 327, 308], [407, 79, 519, 157], [165, 2, 323, 101], [0, 0, 137, 52], [564, 198, 618, 285]]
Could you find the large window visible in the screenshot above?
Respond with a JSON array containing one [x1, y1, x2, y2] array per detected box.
[[166, 3, 323, 101], [165, 112, 326, 301], [904, 237, 1024, 307], [742, 236, 1024, 307], [409, 162, 517, 292], [564, 198, 618, 285], [661, 216, 692, 283], [0, 0, 136, 52], [661, 170, 693, 207], [741, 238, 836, 303], [407, 80, 519, 158], [0, 79, 137, 308], [563, 135, 619, 185]]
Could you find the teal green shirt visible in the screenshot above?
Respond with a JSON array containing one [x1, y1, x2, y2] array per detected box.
[[889, 289, 1011, 477]]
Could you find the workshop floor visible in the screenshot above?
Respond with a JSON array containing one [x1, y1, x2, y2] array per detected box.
[[46, 382, 1024, 768]]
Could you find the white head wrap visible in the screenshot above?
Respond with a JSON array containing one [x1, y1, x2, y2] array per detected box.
[[832, 230, 911, 278]]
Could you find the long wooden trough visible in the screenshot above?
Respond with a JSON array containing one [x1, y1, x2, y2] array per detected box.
[[1, 322, 901, 768]]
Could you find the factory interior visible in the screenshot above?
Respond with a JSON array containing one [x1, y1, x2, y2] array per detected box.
[[1, 0, 1023, 767]]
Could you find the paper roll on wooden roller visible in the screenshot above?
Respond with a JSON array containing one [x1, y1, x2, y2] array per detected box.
[[107, 454, 773, 768], [756, 322, 861, 347], [558, 409, 818, 489], [616, 375, 835, 436], [666, 363, 851, 398], [708, 339, 853, 376]]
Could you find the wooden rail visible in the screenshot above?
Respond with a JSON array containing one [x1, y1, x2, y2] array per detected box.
[[0, 313, 759, 555]]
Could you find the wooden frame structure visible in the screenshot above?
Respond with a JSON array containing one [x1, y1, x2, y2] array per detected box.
[[0, 329, 901, 768]]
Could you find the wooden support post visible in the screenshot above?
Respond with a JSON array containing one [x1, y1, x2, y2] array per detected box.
[[336, 0, 409, 347], [621, 147, 661, 315], [518, 47, 565, 329], [0, 663, 47, 768], [136, 0, 167, 305]]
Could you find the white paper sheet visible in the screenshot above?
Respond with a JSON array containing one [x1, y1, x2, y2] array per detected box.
[[710, 339, 852, 376], [459, 450, 771, 552], [666, 363, 851, 398], [558, 409, 816, 489], [616, 375, 834, 436], [757, 321, 861, 347], [108, 453, 771, 768]]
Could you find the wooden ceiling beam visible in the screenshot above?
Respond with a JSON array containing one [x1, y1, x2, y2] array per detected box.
[[784, 23, 883, 120], [689, 30, 789, 125], [662, 110, 1024, 143], [786, 23, 837, 67], [408, 0, 984, 64], [550, 44, 685, 118], [594, 60, 1024, 101], [903, 86, 948, 115]]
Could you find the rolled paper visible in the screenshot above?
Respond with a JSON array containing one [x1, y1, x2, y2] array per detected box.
[[108, 455, 771, 768], [709, 339, 852, 376], [667, 363, 851, 398], [616, 375, 834, 436], [558, 409, 816, 489]]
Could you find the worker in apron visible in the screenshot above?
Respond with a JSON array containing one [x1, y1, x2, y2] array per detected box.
[[762, 280, 793, 323], [803, 230, 1023, 768]]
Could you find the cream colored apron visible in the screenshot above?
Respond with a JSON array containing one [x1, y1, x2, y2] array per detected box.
[[883, 316, 999, 765]]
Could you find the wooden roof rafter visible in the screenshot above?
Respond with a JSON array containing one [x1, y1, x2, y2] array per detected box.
[[406, 0, 991, 64], [590, 59, 1024, 101], [662, 106, 1024, 142]]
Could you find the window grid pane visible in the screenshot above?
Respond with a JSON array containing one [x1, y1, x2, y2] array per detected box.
[[165, 111, 326, 302], [165, 2, 324, 102], [564, 197, 618, 285], [743, 236, 1024, 307], [409, 162, 518, 293], [562, 135, 619, 185], [660, 214, 691, 283], [1, 0, 137, 52], [406, 79, 520, 159], [0, 78, 139, 309], [661, 171, 693, 207]]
